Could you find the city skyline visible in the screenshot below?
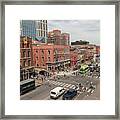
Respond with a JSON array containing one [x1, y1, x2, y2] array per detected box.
[[48, 20, 100, 45]]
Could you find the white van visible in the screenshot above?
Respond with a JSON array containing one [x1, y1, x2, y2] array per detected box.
[[50, 87, 65, 99]]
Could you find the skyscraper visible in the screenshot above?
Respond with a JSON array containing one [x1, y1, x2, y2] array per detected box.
[[20, 20, 48, 43], [35, 20, 47, 42], [20, 20, 36, 40]]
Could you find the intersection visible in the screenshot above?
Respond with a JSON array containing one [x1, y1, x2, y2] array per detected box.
[[21, 70, 100, 100]]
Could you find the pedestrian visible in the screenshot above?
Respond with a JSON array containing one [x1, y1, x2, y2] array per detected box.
[[47, 79, 51, 87]]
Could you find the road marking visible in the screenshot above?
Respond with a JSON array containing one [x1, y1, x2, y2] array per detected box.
[[67, 84, 72, 87], [61, 83, 66, 86], [59, 82, 64, 86], [48, 80, 81, 90], [55, 81, 60, 85], [69, 85, 75, 89], [64, 84, 69, 87], [51, 81, 56, 84]]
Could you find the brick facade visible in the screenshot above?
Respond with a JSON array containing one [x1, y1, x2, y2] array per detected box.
[[48, 29, 70, 45], [32, 43, 70, 72], [20, 36, 34, 81]]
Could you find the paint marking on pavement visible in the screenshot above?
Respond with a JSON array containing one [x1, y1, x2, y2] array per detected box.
[[58, 82, 64, 86], [64, 84, 69, 87], [69, 85, 75, 89], [61, 83, 66, 86], [67, 84, 72, 87]]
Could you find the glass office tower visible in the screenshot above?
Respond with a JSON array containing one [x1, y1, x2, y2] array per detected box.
[[20, 20, 47, 42]]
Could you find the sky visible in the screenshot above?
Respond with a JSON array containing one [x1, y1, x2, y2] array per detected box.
[[48, 20, 100, 45]]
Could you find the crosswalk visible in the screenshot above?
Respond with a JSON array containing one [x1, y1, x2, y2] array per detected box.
[[49, 80, 76, 89]]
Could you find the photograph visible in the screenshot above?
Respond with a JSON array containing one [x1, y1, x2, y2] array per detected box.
[[20, 20, 100, 100], [2, 1, 118, 117]]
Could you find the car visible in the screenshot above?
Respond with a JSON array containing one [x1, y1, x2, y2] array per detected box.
[[62, 89, 77, 100], [50, 87, 65, 99]]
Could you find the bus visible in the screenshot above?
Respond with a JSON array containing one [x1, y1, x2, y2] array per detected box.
[[20, 79, 35, 95], [79, 64, 89, 74]]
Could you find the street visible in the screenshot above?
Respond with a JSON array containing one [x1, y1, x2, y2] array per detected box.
[[20, 72, 100, 100]]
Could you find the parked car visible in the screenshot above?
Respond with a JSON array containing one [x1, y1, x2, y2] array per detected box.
[[62, 89, 77, 100], [50, 87, 65, 99]]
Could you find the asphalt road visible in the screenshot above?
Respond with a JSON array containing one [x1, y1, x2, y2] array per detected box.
[[20, 74, 100, 100]]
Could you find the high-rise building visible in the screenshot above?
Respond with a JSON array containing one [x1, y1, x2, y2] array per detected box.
[[20, 20, 36, 40], [20, 20, 48, 43], [35, 20, 48, 42]]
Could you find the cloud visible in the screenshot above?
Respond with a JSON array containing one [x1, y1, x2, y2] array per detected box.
[[48, 20, 100, 45]]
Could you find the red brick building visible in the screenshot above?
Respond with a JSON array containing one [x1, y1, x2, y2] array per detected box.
[[70, 48, 79, 67], [32, 43, 70, 72], [20, 36, 34, 81], [61, 33, 70, 45], [48, 29, 70, 45]]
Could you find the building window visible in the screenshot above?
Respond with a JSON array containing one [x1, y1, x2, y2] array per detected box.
[[23, 51, 26, 57], [41, 31, 42, 36], [42, 50, 44, 55], [22, 43, 24, 48], [39, 31, 40, 36], [37, 64, 39, 67], [36, 50, 38, 53], [28, 60, 31, 66], [28, 51, 30, 57], [42, 57, 44, 62], [48, 57, 50, 62], [23, 61, 26, 67], [48, 50, 50, 55], [27, 43, 30, 48], [36, 56, 38, 60]]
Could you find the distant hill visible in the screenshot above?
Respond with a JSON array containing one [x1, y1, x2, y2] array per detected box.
[[71, 40, 89, 45]]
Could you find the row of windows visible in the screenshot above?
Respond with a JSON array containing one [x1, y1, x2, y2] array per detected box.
[[22, 60, 31, 67], [36, 23, 47, 30], [36, 31, 47, 37], [21, 51, 31, 58], [35, 55, 69, 61], [20, 43, 31, 48], [36, 56, 51, 62], [36, 30, 47, 37], [20, 72, 33, 81], [35, 50, 51, 55], [36, 63, 45, 67]]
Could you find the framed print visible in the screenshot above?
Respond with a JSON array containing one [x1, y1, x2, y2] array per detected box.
[[0, 0, 119, 119]]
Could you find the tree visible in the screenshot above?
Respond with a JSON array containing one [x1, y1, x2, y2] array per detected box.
[[71, 40, 89, 45]]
